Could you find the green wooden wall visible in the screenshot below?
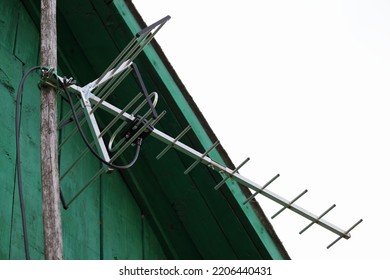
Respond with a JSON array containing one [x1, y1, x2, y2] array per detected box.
[[0, 0, 166, 260], [1, 0, 289, 260]]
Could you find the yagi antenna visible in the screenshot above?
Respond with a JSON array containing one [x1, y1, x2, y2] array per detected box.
[[46, 15, 362, 249]]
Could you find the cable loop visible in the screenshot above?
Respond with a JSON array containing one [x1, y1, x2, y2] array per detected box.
[[108, 92, 158, 152]]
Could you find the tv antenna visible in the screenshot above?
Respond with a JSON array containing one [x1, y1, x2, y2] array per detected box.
[[45, 15, 362, 250]]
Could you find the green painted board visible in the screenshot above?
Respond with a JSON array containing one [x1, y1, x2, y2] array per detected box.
[[1, 0, 169, 260], [101, 171, 142, 260], [139, 129, 239, 259], [59, 95, 102, 260], [114, 0, 286, 259], [0, 2, 45, 259], [14, 4, 39, 66], [0, 46, 22, 259], [121, 163, 203, 259], [57, 0, 120, 76], [0, 0, 19, 52], [1, 0, 287, 260], [143, 216, 166, 260], [9, 66, 44, 260]]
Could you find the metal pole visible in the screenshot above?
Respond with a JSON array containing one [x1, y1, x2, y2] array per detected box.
[[40, 0, 63, 260]]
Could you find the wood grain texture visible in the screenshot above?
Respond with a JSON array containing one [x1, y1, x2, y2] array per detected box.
[[40, 0, 63, 260]]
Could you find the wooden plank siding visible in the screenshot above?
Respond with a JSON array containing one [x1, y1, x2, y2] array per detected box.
[[0, 0, 166, 260], [0, 0, 289, 260], [0, 47, 23, 260], [114, 0, 287, 259]]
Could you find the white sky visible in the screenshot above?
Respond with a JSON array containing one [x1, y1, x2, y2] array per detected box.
[[132, 0, 390, 260]]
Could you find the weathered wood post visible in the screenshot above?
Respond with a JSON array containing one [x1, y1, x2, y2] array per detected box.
[[40, 0, 63, 260]]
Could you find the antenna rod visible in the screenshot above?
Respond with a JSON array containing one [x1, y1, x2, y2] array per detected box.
[[40, 0, 63, 260], [83, 92, 354, 240], [50, 11, 361, 245]]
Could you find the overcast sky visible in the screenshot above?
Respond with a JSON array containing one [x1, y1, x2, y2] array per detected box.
[[132, 0, 390, 260]]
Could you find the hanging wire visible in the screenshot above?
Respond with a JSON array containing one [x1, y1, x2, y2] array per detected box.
[[14, 66, 144, 259], [60, 81, 142, 169], [15, 65, 50, 260]]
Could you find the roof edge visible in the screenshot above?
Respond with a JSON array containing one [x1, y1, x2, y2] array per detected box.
[[126, 0, 290, 260]]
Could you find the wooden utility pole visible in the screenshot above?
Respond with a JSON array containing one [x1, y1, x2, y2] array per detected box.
[[40, 0, 63, 260]]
